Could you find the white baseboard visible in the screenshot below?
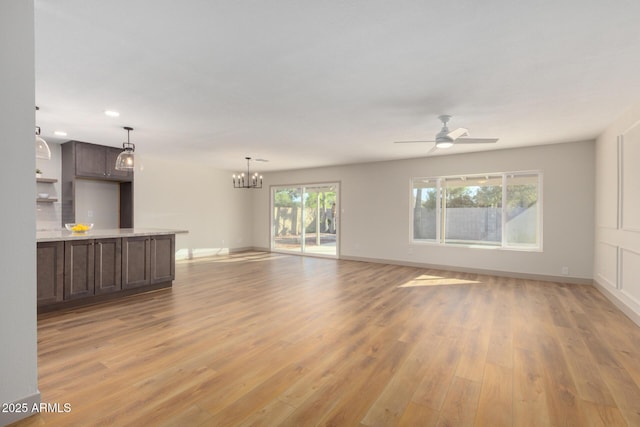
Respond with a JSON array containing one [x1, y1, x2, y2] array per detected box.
[[339, 254, 593, 285], [229, 246, 264, 254], [245, 246, 270, 253], [593, 279, 640, 327], [176, 247, 269, 261]]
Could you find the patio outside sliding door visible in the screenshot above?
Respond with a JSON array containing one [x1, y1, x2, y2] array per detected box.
[[273, 187, 303, 253], [271, 183, 339, 258]]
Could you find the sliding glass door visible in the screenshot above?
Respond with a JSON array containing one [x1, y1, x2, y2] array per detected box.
[[271, 183, 339, 257], [303, 185, 338, 256], [273, 187, 303, 252]]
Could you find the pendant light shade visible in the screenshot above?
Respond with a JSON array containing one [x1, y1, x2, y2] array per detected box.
[[35, 132, 51, 160], [35, 106, 51, 160], [115, 126, 135, 171]]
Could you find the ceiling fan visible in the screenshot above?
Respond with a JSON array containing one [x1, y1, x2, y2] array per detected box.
[[395, 115, 498, 153]]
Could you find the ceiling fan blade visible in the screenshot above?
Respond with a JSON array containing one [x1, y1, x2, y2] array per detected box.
[[393, 141, 435, 144], [447, 127, 468, 140], [254, 158, 269, 162], [426, 145, 438, 155], [455, 137, 499, 144]]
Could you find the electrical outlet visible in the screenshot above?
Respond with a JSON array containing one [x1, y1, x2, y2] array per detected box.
[[561, 266, 569, 275]]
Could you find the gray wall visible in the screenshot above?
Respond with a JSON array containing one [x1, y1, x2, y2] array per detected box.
[[253, 141, 595, 280], [0, 1, 40, 425], [134, 153, 254, 259], [75, 180, 120, 229]]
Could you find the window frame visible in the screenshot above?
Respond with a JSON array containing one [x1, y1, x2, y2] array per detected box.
[[410, 170, 543, 252]]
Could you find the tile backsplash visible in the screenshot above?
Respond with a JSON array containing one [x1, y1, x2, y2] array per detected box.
[[36, 200, 61, 230], [36, 143, 62, 230]]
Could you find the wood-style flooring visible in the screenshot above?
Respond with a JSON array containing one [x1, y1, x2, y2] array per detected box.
[[12, 252, 640, 426]]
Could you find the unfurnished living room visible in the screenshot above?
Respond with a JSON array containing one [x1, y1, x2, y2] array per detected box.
[[2, 1, 640, 426]]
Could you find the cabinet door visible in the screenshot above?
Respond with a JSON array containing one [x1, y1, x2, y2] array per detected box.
[[64, 239, 95, 299], [151, 234, 175, 284], [37, 242, 64, 305], [122, 236, 151, 288], [95, 238, 122, 294], [106, 147, 133, 181], [75, 142, 106, 178]]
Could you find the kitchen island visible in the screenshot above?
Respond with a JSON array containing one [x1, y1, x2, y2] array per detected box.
[[36, 228, 187, 312]]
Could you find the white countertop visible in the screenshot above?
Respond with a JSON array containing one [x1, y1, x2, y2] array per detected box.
[[37, 228, 188, 242]]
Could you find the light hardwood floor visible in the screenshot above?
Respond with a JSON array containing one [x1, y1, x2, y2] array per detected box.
[[12, 252, 640, 426]]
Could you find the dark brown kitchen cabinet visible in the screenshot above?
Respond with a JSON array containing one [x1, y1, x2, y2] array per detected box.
[[37, 241, 64, 306], [63, 237, 123, 299], [122, 235, 174, 287], [64, 239, 95, 300], [61, 141, 134, 228], [37, 233, 176, 312], [122, 236, 151, 289], [74, 142, 132, 181], [75, 142, 105, 178], [94, 238, 122, 294], [151, 234, 175, 284]]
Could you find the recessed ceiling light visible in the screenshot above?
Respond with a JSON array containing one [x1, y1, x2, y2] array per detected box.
[[104, 110, 120, 117], [54, 130, 67, 136]]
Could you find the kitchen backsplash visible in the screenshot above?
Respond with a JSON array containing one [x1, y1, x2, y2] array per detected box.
[[36, 142, 123, 230], [36, 143, 62, 230], [36, 201, 61, 230]]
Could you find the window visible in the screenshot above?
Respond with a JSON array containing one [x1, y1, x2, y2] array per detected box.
[[412, 179, 438, 240], [443, 175, 503, 246], [505, 173, 540, 248], [411, 171, 542, 250]]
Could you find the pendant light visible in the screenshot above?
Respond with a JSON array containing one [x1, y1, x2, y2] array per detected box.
[[115, 126, 135, 171], [35, 106, 51, 160]]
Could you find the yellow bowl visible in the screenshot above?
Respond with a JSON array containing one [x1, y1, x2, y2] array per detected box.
[[65, 223, 94, 233]]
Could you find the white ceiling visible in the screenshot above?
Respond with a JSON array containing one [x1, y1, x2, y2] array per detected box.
[[34, 0, 640, 171]]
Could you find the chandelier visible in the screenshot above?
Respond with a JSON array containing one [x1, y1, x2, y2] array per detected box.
[[233, 157, 263, 189]]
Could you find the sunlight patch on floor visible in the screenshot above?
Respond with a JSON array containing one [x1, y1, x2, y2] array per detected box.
[[177, 251, 287, 264], [398, 274, 481, 287]]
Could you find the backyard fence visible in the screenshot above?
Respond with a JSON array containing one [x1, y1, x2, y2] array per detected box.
[[274, 207, 336, 236], [414, 205, 537, 244]]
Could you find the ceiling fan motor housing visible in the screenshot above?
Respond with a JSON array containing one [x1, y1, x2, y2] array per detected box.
[[436, 127, 453, 142], [436, 114, 453, 142]]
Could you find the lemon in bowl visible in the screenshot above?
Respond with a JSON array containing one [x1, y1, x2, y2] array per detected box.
[[65, 223, 94, 233]]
